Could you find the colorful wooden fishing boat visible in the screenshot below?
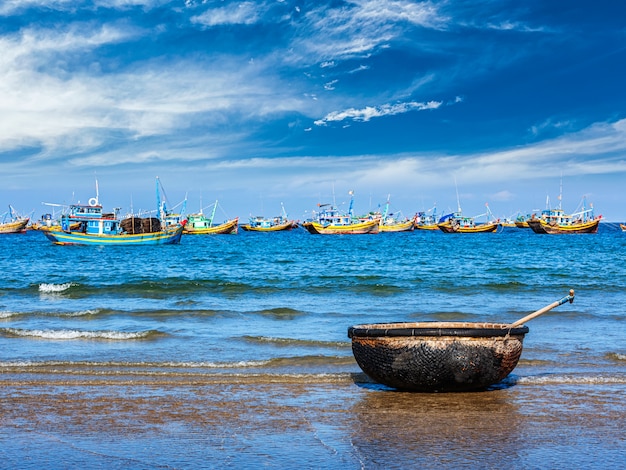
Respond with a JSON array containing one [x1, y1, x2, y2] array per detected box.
[[241, 216, 295, 232], [302, 203, 379, 235], [527, 207, 600, 234], [0, 218, 29, 234], [377, 197, 415, 232], [0, 206, 29, 234], [414, 206, 439, 230], [40, 179, 186, 245], [240, 204, 297, 232], [181, 198, 239, 234], [40, 202, 185, 245], [437, 212, 499, 233], [183, 214, 239, 234], [379, 217, 415, 232]]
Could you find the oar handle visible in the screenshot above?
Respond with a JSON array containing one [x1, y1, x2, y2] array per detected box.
[[509, 289, 575, 328]]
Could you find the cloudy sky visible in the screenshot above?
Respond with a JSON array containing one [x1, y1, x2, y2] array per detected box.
[[1, 0, 625, 222]]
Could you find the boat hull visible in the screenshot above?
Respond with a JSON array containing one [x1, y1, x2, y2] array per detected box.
[[414, 224, 439, 231], [437, 221, 499, 233], [528, 218, 600, 234], [183, 218, 239, 235], [302, 220, 379, 234], [0, 219, 29, 234], [41, 224, 184, 245], [240, 221, 295, 232], [379, 220, 415, 232]]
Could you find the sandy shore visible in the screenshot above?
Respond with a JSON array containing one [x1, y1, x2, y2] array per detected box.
[[1, 371, 624, 468]]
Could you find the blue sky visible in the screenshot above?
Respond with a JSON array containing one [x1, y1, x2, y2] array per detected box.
[[1, 0, 626, 222]]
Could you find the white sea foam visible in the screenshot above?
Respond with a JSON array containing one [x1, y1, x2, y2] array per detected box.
[[517, 374, 626, 385], [38, 283, 75, 293], [1, 328, 158, 340], [60, 309, 100, 317], [0, 311, 19, 319], [160, 360, 272, 368]]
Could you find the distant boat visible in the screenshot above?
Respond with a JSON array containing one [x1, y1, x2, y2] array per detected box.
[[414, 206, 439, 231], [527, 207, 600, 234], [526, 193, 601, 234], [40, 179, 186, 245], [514, 214, 531, 229], [436, 185, 498, 233], [183, 199, 238, 235], [240, 204, 297, 232], [379, 217, 415, 232], [621, 224, 626, 232], [302, 194, 379, 234], [0, 206, 30, 234], [378, 196, 415, 232], [436, 212, 499, 233], [184, 214, 239, 234]]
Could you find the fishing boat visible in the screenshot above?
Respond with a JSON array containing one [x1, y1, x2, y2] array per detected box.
[[621, 224, 626, 232], [302, 191, 380, 235], [377, 197, 415, 232], [526, 195, 601, 234], [183, 200, 238, 234], [302, 205, 379, 234], [184, 213, 239, 234], [241, 216, 295, 232], [0, 206, 30, 234], [414, 207, 439, 230], [40, 202, 185, 245], [40, 180, 186, 245], [240, 204, 297, 232], [437, 183, 499, 233], [436, 202, 499, 233], [527, 208, 600, 234], [436, 212, 499, 233], [514, 214, 531, 229], [379, 216, 415, 232], [31, 212, 83, 232]]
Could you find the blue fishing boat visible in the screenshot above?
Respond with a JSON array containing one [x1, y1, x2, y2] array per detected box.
[[40, 180, 185, 245]]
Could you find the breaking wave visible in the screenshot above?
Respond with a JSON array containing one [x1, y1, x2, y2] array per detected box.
[[0, 328, 165, 340]]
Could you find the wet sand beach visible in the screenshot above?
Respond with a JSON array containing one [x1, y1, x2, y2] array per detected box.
[[2, 368, 625, 469]]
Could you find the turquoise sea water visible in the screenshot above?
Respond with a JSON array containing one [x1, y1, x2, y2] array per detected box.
[[1, 226, 625, 468]]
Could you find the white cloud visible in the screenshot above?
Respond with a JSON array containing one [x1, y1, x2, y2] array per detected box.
[[314, 100, 442, 125], [191, 2, 263, 27]]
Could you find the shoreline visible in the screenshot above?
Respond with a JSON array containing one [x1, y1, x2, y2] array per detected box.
[[2, 371, 624, 468]]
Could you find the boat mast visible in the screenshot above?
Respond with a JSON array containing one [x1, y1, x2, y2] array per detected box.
[[348, 190, 354, 218], [209, 200, 218, 227], [382, 195, 390, 219]]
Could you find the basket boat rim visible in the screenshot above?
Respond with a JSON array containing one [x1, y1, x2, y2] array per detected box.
[[348, 321, 529, 339]]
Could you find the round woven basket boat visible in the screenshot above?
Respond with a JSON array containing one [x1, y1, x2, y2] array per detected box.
[[348, 322, 529, 392]]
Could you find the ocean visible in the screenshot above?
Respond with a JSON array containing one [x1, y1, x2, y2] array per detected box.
[[1, 225, 625, 469]]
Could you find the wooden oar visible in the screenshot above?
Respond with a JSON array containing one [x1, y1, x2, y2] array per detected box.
[[509, 289, 575, 328]]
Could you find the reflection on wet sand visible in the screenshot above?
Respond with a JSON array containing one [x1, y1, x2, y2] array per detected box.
[[1, 371, 625, 468], [350, 382, 523, 467]]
